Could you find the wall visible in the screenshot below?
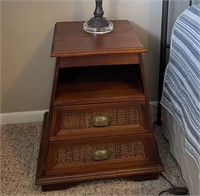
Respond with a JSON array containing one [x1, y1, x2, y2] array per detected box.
[[0, 1, 2, 113], [2, 0, 163, 113]]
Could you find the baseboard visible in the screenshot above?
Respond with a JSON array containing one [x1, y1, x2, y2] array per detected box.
[[149, 101, 158, 123], [149, 101, 158, 108], [0, 110, 48, 125], [1, 102, 158, 125]]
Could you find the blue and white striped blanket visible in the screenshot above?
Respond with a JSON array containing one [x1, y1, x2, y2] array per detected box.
[[161, 5, 200, 167]]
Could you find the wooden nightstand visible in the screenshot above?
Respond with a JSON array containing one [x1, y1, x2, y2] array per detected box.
[[36, 20, 164, 191]]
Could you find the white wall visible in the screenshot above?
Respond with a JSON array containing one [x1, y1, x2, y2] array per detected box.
[[1, 0, 164, 113]]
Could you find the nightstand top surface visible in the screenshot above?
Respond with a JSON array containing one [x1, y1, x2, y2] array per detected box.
[[51, 20, 147, 57]]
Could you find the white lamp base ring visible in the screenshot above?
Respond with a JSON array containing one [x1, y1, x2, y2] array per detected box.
[[83, 21, 113, 34]]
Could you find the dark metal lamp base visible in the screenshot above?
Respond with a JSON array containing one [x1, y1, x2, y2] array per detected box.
[[83, 0, 113, 34]]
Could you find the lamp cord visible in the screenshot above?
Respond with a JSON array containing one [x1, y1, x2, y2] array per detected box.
[[160, 173, 175, 188], [158, 173, 188, 195]]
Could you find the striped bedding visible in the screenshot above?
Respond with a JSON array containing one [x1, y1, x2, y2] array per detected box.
[[161, 5, 200, 168]]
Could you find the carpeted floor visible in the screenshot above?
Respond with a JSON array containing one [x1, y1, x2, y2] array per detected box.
[[1, 112, 187, 196]]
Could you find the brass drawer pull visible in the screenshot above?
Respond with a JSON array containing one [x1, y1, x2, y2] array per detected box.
[[91, 116, 112, 127], [91, 149, 111, 161]]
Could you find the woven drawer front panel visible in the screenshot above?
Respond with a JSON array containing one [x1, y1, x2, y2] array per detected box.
[[61, 107, 140, 129], [56, 141, 145, 165]]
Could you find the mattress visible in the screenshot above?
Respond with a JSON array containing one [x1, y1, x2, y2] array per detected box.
[[161, 4, 200, 165], [162, 108, 200, 195]]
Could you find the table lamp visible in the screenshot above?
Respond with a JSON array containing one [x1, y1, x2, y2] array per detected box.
[[83, 0, 113, 34]]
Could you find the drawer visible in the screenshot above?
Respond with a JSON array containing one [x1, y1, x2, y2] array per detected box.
[[46, 133, 157, 176], [50, 102, 150, 138]]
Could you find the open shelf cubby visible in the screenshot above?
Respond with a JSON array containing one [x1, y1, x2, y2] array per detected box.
[[55, 64, 144, 106]]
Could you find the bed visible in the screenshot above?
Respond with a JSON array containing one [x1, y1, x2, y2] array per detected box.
[[160, 4, 200, 195]]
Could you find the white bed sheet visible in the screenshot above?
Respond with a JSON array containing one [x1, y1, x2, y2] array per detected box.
[[162, 108, 200, 196]]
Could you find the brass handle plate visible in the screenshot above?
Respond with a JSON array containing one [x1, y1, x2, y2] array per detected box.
[[91, 149, 111, 161], [91, 116, 112, 127]]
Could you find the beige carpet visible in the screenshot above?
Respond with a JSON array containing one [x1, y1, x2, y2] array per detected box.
[[1, 121, 186, 196]]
